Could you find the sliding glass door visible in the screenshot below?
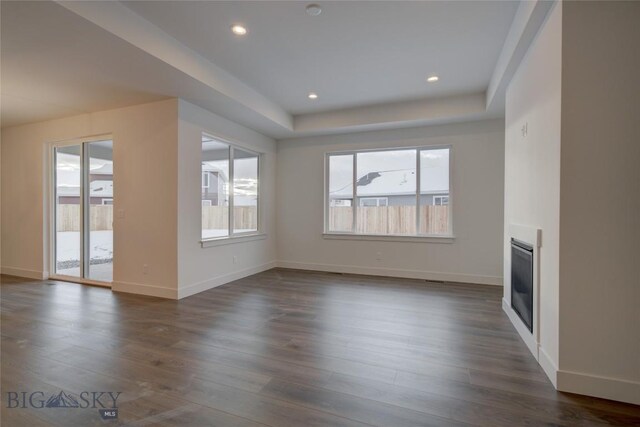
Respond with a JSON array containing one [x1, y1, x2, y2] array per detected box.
[[54, 145, 83, 278], [53, 139, 113, 283]]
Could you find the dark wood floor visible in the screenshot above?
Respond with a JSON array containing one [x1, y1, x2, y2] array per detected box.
[[1, 270, 639, 426]]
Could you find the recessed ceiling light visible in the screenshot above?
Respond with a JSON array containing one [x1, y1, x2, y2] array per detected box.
[[427, 75, 439, 83], [231, 25, 247, 36], [308, 92, 318, 99], [306, 4, 322, 16]]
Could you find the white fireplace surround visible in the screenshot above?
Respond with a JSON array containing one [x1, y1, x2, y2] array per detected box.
[[503, 224, 542, 361]]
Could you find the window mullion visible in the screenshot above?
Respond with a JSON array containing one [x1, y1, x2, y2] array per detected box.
[[256, 154, 260, 233], [81, 143, 90, 278], [229, 146, 234, 237], [415, 149, 421, 236], [324, 155, 330, 233], [352, 153, 357, 233]]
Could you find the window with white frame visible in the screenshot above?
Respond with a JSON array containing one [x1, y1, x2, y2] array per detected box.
[[331, 199, 352, 207], [326, 146, 451, 236], [433, 195, 449, 206], [359, 197, 388, 207], [201, 134, 260, 240]]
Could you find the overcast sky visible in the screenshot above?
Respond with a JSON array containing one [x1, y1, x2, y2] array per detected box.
[[56, 152, 112, 187], [330, 149, 449, 195]]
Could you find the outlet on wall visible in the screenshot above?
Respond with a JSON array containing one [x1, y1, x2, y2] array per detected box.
[[233, 256, 237, 264], [142, 264, 149, 275], [376, 252, 382, 261]]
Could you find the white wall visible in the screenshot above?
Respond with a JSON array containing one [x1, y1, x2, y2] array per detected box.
[[503, 2, 562, 382], [558, 1, 640, 404], [503, 1, 640, 404], [177, 100, 277, 298], [1, 99, 179, 296], [276, 119, 504, 285], [0, 98, 278, 300]]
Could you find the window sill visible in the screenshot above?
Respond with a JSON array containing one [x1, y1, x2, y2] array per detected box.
[[200, 233, 266, 248], [322, 233, 455, 244]]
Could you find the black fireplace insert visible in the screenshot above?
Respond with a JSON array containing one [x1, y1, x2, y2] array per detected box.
[[511, 238, 534, 332]]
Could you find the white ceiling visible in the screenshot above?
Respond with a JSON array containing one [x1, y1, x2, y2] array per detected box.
[[1, 1, 296, 135], [0, 1, 171, 127], [122, 1, 518, 115], [0, 1, 524, 138]]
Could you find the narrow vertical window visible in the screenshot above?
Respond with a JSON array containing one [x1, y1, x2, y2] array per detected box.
[[419, 148, 450, 235], [327, 154, 354, 232], [232, 149, 259, 234], [201, 137, 230, 239], [54, 145, 82, 277]]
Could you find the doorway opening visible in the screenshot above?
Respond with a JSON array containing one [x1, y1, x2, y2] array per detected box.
[[51, 138, 114, 284]]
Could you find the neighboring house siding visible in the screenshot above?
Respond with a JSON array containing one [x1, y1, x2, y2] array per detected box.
[[201, 171, 217, 205], [57, 172, 113, 205], [351, 193, 449, 206], [202, 171, 227, 206], [58, 196, 111, 205]]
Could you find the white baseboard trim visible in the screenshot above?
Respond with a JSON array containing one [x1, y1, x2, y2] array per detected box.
[[502, 297, 559, 388], [178, 261, 278, 299], [276, 261, 503, 286], [112, 280, 177, 299], [502, 298, 538, 360], [1, 266, 48, 280], [538, 346, 558, 388], [557, 370, 640, 406]]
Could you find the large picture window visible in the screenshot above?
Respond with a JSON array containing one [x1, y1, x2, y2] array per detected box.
[[202, 134, 259, 240], [326, 146, 451, 237]]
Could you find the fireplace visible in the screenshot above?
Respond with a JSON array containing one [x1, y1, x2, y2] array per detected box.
[[511, 238, 534, 332]]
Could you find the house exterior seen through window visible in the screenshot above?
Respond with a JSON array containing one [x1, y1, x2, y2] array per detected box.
[[326, 146, 451, 237], [202, 134, 259, 240]]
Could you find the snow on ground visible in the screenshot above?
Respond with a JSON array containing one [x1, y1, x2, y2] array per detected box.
[[57, 263, 112, 282], [56, 231, 113, 262], [58, 229, 257, 260]]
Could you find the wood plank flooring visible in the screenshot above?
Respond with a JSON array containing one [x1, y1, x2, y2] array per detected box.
[[1, 269, 639, 426]]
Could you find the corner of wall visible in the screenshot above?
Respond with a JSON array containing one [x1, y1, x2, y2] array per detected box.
[[557, 370, 640, 406], [175, 99, 278, 298], [112, 280, 178, 300], [556, 0, 640, 405], [503, 0, 562, 391]]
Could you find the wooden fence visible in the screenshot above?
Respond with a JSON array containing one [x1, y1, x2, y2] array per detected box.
[[329, 205, 449, 235], [57, 205, 258, 232], [57, 205, 113, 232], [58, 204, 444, 234], [202, 206, 257, 231]]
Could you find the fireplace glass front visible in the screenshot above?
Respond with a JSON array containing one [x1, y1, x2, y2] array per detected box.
[[511, 238, 534, 332]]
